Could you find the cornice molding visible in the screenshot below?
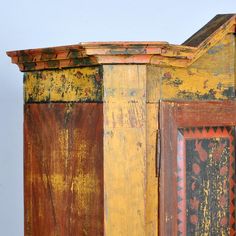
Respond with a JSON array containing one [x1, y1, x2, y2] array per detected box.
[[6, 14, 236, 72], [7, 42, 195, 71]]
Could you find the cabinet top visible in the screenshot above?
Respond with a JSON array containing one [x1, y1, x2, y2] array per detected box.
[[7, 14, 236, 72]]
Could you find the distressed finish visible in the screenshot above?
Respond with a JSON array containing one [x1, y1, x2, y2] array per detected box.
[[160, 101, 236, 236], [6, 14, 236, 236], [103, 65, 147, 235], [178, 127, 235, 235], [146, 103, 159, 235], [24, 67, 103, 102], [24, 103, 103, 236], [148, 34, 236, 102]]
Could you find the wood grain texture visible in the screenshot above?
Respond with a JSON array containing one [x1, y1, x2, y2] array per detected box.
[[103, 65, 147, 236], [146, 103, 159, 236], [160, 101, 178, 236], [173, 100, 236, 127], [24, 103, 103, 236], [160, 100, 236, 236], [147, 65, 161, 103]]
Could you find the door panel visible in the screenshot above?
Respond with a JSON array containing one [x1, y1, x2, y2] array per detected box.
[[160, 101, 236, 236]]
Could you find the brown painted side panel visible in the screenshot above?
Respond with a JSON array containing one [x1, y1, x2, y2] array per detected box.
[[24, 103, 103, 236]]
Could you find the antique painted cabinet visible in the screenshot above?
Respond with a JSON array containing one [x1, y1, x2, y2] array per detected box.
[[7, 14, 236, 235]]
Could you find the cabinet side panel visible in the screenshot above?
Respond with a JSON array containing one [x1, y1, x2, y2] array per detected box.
[[24, 103, 103, 236]]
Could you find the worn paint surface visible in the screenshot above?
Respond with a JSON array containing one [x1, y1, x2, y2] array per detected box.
[[7, 41, 196, 71], [24, 103, 103, 236], [159, 34, 235, 100], [146, 66, 160, 236], [177, 127, 235, 236], [24, 66, 102, 102], [147, 65, 161, 103], [160, 101, 236, 236], [6, 14, 236, 236], [146, 103, 159, 236], [103, 65, 147, 236]]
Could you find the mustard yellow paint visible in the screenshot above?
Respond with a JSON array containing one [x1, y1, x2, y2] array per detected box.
[[160, 67, 233, 100], [160, 34, 235, 100], [146, 103, 159, 236], [104, 65, 147, 236], [147, 65, 161, 103], [24, 66, 102, 102]]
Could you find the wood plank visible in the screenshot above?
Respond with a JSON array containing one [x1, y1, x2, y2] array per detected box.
[[103, 65, 147, 236], [160, 102, 178, 236], [147, 65, 161, 103], [174, 100, 236, 126], [146, 103, 159, 236], [24, 103, 103, 236]]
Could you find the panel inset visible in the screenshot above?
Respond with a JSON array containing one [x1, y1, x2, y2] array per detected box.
[[177, 127, 235, 236], [24, 103, 103, 236]]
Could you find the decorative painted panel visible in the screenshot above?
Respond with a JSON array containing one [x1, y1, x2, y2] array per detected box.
[[177, 127, 235, 236]]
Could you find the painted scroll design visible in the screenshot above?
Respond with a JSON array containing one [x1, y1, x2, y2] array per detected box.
[[177, 127, 235, 236]]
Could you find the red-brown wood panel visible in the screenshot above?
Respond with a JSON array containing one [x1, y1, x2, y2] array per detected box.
[[24, 103, 103, 236]]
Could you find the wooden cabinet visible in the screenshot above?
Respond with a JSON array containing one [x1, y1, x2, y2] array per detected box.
[[7, 14, 236, 236]]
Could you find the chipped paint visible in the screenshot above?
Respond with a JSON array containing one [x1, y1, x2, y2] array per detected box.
[[104, 65, 147, 236], [147, 34, 235, 101], [146, 103, 159, 236], [24, 66, 103, 102]]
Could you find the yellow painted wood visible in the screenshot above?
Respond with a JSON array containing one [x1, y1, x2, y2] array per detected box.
[[160, 34, 235, 100], [103, 65, 147, 236], [150, 55, 190, 68], [147, 65, 161, 103], [189, 22, 235, 65], [24, 66, 102, 102], [146, 103, 159, 236], [191, 33, 235, 72], [146, 65, 161, 236]]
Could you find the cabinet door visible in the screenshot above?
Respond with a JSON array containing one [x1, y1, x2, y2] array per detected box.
[[159, 101, 236, 236]]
